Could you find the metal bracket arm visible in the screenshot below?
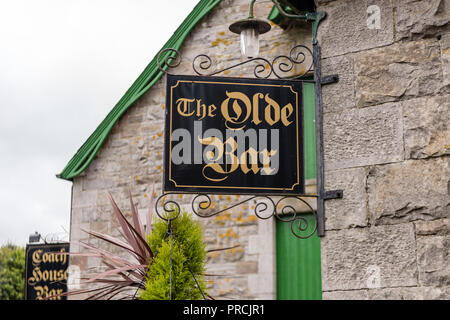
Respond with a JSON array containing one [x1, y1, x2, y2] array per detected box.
[[321, 74, 339, 85], [271, 0, 327, 44], [323, 190, 344, 200]]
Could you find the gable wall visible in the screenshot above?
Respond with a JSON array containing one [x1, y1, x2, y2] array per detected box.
[[68, 0, 450, 300]]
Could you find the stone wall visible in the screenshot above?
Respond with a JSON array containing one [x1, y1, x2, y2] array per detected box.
[[68, 0, 312, 300], [67, 0, 449, 300], [316, 0, 449, 299]]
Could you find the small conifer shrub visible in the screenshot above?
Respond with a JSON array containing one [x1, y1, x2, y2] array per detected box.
[[139, 209, 207, 300]]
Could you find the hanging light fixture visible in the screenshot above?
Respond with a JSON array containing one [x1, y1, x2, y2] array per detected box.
[[229, 0, 271, 58]]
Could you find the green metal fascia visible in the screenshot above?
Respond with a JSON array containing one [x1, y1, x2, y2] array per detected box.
[[267, 3, 295, 28], [58, 0, 222, 180]]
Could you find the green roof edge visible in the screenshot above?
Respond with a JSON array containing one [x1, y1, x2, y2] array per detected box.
[[57, 0, 223, 180], [267, 3, 296, 29]]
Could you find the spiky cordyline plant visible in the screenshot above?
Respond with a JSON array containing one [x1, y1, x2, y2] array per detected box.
[[57, 186, 239, 300], [62, 188, 156, 300]]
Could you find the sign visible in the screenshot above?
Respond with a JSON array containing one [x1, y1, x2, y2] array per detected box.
[[164, 74, 304, 195], [25, 243, 69, 300]]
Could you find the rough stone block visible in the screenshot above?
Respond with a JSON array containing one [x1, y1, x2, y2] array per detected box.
[[396, 0, 450, 40], [323, 103, 404, 170], [355, 39, 443, 107], [368, 287, 421, 300], [322, 54, 356, 113], [248, 272, 275, 296], [368, 286, 449, 299], [323, 289, 369, 300], [317, 0, 394, 58], [415, 218, 450, 236], [81, 206, 109, 224], [422, 286, 450, 299], [417, 235, 450, 287], [89, 221, 109, 235], [441, 33, 450, 88], [324, 167, 368, 230], [69, 222, 91, 246], [70, 208, 83, 225], [208, 276, 250, 299], [82, 175, 114, 191], [72, 189, 98, 209], [235, 261, 258, 274], [321, 223, 418, 291], [403, 95, 450, 159], [367, 157, 450, 225]]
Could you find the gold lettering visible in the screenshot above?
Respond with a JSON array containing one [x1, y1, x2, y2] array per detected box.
[[260, 149, 278, 175], [175, 91, 294, 127], [281, 103, 294, 126], [208, 104, 217, 117], [57, 270, 66, 281], [199, 136, 224, 163], [176, 98, 195, 116], [239, 147, 260, 174], [34, 286, 46, 300], [196, 99, 206, 120], [201, 137, 239, 181], [60, 248, 67, 265], [221, 91, 251, 130], [42, 252, 51, 263], [28, 267, 42, 286], [49, 289, 57, 300], [32, 249, 42, 266], [34, 285, 62, 300], [42, 270, 48, 281], [264, 94, 280, 126], [251, 93, 263, 125]]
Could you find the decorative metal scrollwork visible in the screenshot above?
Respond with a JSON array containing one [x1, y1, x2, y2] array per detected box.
[[272, 45, 313, 79], [155, 44, 320, 239], [155, 193, 318, 239], [157, 44, 313, 79], [192, 55, 273, 79]]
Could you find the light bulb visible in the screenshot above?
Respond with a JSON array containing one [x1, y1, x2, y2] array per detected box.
[[240, 27, 259, 58]]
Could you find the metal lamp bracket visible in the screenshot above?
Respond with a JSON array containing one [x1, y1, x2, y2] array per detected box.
[[271, 0, 327, 44]]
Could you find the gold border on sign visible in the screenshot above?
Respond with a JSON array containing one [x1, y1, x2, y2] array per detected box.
[[168, 79, 301, 191]]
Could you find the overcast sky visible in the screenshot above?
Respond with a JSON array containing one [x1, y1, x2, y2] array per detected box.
[[0, 0, 200, 246]]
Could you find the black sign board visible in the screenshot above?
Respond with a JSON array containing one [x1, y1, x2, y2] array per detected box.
[[164, 74, 304, 195], [25, 243, 69, 300]]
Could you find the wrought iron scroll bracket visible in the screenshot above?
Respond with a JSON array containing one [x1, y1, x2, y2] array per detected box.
[[155, 193, 321, 240], [157, 45, 315, 80], [156, 13, 345, 239]]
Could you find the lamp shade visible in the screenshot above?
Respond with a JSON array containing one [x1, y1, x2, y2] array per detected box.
[[229, 18, 271, 58], [240, 27, 259, 58]]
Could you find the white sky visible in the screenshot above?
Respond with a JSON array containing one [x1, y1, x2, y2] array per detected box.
[[0, 0, 200, 246]]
